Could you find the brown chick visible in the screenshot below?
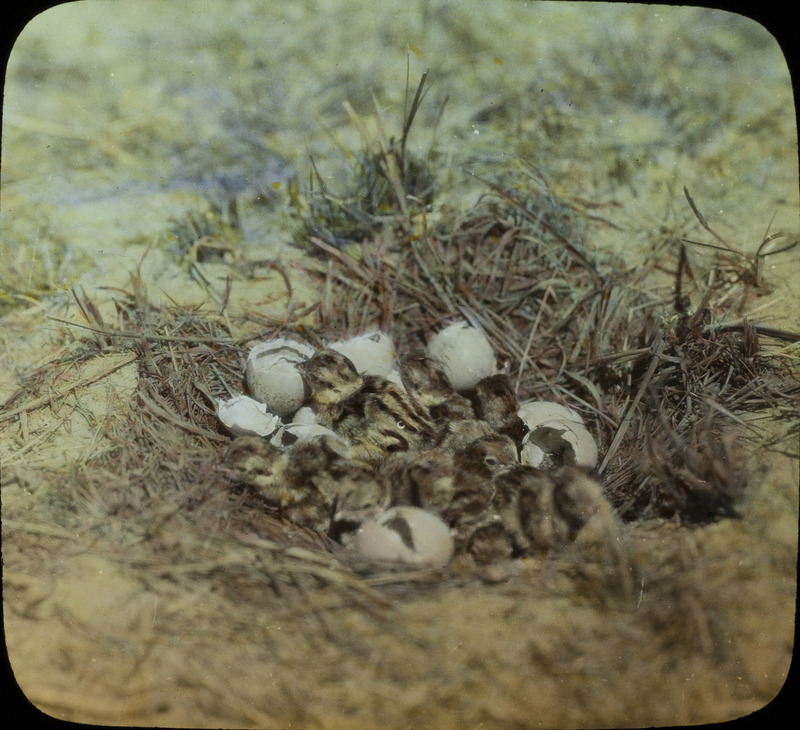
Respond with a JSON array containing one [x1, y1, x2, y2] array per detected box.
[[472, 374, 529, 450], [225, 434, 386, 537], [398, 352, 474, 423], [299, 349, 435, 464]]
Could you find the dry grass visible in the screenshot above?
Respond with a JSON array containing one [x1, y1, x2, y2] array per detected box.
[[2, 66, 797, 730], [4, 74, 797, 597], [295, 91, 799, 528]]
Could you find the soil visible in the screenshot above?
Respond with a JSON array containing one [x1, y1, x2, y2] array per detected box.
[[2, 3, 798, 728]]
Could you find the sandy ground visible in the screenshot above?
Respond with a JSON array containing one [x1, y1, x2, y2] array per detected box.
[[2, 2, 798, 727]]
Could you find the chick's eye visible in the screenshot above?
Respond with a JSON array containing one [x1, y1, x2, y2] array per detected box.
[[396, 420, 406, 430], [484, 456, 499, 467]]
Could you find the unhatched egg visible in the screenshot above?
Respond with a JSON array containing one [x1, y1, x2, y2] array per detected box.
[[426, 321, 496, 393], [352, 507, 453, 568], [245, 338, 315, 417]]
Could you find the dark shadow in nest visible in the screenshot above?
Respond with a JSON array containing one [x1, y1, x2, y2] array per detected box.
[[604, 409, 746, 522]]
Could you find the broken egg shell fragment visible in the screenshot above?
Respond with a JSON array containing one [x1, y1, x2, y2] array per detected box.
[[329, 331, 396, 377], [245, 338, 315, 417], [517, 400, 584, 429], [426, 321, 496, 393], [291, 406, 319, 425], [269, 406, 349, 448], [217, 395, 282, 437], [270, 421, 348, 449], [520, 418, 599, 470], [352, 507, 453, 568]]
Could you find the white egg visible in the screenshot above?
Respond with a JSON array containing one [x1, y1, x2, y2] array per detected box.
[[270, 421, 348, 448], [329, 330, 396, 376], [518, 399, 584, 429], [217, 395, 282, 437], [245, 338, 315, 417], [426, 321, 496, 393], [520, 418, 599, 470], [352, 507, 453, 568]]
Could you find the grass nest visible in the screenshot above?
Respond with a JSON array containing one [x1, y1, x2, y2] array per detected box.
[[3, 76, 798, 615], [294, 75, 800, 527], [2, 276, 396, 626]]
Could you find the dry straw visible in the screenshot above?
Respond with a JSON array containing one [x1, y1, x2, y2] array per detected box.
[[2, 74, 797, 607], [297, 73, 799, 525]]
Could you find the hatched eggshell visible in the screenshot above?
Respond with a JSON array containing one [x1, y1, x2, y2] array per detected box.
[[426, 321, 496, 393], [217, 395, 282, 437], [518, 400, 584, 429], [329, 331, 395, 376], [291, 406, 319, 425], [520, 418, 598, 470], [245, 338, 315, 417], [269, 406, 348, 447], [519, 439, 546, 469], [352, 507, 453, 568], [270, 421, 348, 448]]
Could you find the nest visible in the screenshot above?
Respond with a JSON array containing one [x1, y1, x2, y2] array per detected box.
[[3, 77, 797, 611], [296, 102, 799, 525]]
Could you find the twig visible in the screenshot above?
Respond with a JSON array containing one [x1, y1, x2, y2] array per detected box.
[[682, 187, 739, 253], [44, 315, 241, 344], [0, 353, 138, 424], [711, 323, 800, 342]]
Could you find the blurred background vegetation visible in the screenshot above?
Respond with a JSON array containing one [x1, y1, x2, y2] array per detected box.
[[2, 1, 796, 318]]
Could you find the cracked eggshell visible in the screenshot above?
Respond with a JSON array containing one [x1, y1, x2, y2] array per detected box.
[[291, 406, 319, 425], [426, 321, 496, 393], [352, 507, 453, 568], [217, 395, 282, 437], [518, 400, 584, 429], [268, 406, 349, 448], [520, 418, 599, 470], [329, 331, 395, 376], [245, 338, 315, 417], [270, 421, 348, 448]]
